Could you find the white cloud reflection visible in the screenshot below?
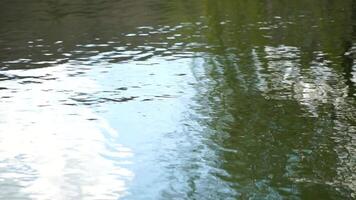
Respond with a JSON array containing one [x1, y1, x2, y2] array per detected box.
[[0, 64, 134, 200]]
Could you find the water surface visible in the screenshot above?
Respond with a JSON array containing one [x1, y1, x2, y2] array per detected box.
[[0, 0, 355, 199]]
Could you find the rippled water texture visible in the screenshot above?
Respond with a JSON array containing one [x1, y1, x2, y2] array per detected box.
[[0, 0, 355, 199]]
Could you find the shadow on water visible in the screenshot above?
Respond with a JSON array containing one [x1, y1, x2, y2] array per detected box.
[[0, 0, 355, 199]]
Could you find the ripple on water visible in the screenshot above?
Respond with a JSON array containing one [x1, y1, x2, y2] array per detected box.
[[0, 0, 355, 199]]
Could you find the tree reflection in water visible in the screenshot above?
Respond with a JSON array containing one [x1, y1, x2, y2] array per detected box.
[[186, 0, 355, 199]]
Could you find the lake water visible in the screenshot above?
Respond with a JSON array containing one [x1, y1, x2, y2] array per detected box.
[[0, 0, 355, 199]]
